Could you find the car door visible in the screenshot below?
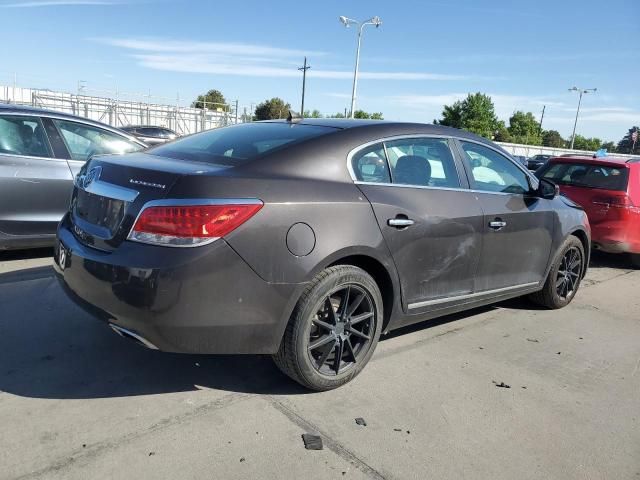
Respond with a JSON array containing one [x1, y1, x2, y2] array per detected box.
[[351, 136, 484, 314], [49, 118, 145, 177], [0, 114, 74, 238], [456, 140, 554, 292]]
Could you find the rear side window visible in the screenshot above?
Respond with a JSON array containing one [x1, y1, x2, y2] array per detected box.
[[541, 162, 629, 191], [385, 138, 460, 188], [151, 123, 334, 166], [0, 115, 51, 157], [53, 119, 143, 162]]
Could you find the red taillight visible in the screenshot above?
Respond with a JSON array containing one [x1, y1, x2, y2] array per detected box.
[[129, 201, 263, 246], [591, 195, 633, 208]]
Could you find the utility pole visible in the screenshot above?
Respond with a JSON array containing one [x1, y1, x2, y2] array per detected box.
[[298, 57, 311, 116], [234, 99, 239, 124], [539, 105, 545, 132]]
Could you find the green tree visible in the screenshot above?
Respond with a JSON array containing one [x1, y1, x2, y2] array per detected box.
[[436, 93, 501, 139], [303, 109, 323, 118], [600, 141, 616, 153], [542, 130, 566, 148], [435, 102, 463, 129], [353, 110, 384, 120], [192, 89, 227, 110], [329, 112, 346, 118], [616, 126, 640, 154], [254, 98, 291, 120], [507, 111, 542, 145], [573, 135, 602, 151]]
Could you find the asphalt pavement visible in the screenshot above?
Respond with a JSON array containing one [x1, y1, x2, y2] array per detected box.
[[0, 248, 638, 480]]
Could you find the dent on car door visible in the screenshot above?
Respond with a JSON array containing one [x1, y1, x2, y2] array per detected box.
[[352, 137, 484, 315], [456, 140, 554, 292], [50, 119, 145, 176], [0, 115, 73, 238]]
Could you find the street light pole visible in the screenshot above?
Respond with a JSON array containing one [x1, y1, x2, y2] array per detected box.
[[568, 86, 596, 149], [339, 15, 382, 118]]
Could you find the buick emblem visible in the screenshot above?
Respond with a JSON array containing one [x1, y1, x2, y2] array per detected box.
[[81, 166, 102, 189], [58, 245, 67, 270]]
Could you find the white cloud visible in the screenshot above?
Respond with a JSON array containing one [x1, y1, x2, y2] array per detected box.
[[1, 0, 115, 6], [94, 37, 471, 81]]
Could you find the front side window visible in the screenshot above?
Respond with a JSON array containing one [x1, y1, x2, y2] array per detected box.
[[541, 162, 629, 191], [460, 141, 530, 194], [53, 119, 143, 162], [0, 115, 51, 158], [351, 143, 391, 183], [385, 138, 460, 188]]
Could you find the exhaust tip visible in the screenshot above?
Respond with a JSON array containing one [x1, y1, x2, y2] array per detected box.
[[109, 324, 159, 350]]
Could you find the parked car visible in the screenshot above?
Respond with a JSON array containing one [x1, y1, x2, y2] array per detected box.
[[54, 119, 590, 390], [120, 125, 179, 146], [527, 154, 552, 170], [536, 155, 640, 267], [0, 104, 147, 250], [513, 155, 528, 167]]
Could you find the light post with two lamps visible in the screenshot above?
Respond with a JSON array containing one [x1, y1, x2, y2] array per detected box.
[[339, 15, 382, 118], [568, 86, 597, 149]]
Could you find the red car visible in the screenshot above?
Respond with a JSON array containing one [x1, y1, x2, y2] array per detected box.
[[536, 155, 640, 267]]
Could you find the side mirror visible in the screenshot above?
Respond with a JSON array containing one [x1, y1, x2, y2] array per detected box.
[[538, 178, 559, 200]]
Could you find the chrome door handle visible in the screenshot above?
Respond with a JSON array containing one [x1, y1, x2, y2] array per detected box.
[[388, 218, 415, 228], [489, 220, 507, 230]]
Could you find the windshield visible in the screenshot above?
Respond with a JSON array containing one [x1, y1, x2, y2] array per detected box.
[[150, 122, 334, 166], [539, 162, 629, 191]]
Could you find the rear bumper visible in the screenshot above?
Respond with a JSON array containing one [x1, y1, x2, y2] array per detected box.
[[591, 219, 640, 254], [55, 214, 302, 354]]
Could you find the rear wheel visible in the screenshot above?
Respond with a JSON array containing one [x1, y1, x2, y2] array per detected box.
[[529, 236, 585, 309], [273, 265, 383, 391]]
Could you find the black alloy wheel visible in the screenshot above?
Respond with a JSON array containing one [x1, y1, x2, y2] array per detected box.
[[555, 246, 582, 300], [307, 284, 376, 376], [273, 265, 383, 391]]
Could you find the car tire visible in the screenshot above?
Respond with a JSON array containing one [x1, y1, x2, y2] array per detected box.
[[529, 236, 585, 309], [273, 265, 383, 391]]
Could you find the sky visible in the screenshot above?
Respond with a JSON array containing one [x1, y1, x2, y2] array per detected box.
[[1, 0, 638, 142]]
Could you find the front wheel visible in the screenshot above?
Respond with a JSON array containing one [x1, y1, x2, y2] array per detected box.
[[529, 236, 585, 309], [273, 265, 383, 391]]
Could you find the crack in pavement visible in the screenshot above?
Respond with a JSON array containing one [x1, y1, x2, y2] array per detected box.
[[267, 396, 388, 480], [13, 392, 251, 480]]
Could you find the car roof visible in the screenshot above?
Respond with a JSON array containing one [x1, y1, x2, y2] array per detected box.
[[265, 118, 500, 146], [550, 155, 635, 167]]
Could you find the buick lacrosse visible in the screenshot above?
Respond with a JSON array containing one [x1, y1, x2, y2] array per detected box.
[[55, 119, 590, 390]]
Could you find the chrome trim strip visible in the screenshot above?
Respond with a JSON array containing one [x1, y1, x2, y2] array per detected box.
[[408, 282, 540, 310], [109, 324, 158, 350], [127, 198, 263, 248], [80, 179, 139, 202], [354, 180, 475, 194]]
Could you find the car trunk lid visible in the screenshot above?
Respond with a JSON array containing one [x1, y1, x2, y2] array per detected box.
[[69, 153, 230, 250]]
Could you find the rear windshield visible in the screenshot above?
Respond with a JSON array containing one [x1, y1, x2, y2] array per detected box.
[[540, 162, 629, 191], [150, 122, 334, 166]]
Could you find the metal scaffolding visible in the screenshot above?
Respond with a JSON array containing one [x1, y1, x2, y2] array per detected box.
[[0, 84, 239, 135]]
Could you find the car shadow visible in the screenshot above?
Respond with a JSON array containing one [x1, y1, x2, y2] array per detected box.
[[588, 250, 636, 270], [0, 265, 309, 400], [1, 248, 632, 401]]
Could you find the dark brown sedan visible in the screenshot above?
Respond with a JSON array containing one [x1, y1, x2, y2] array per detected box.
[[55, 119, 591, 390]]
